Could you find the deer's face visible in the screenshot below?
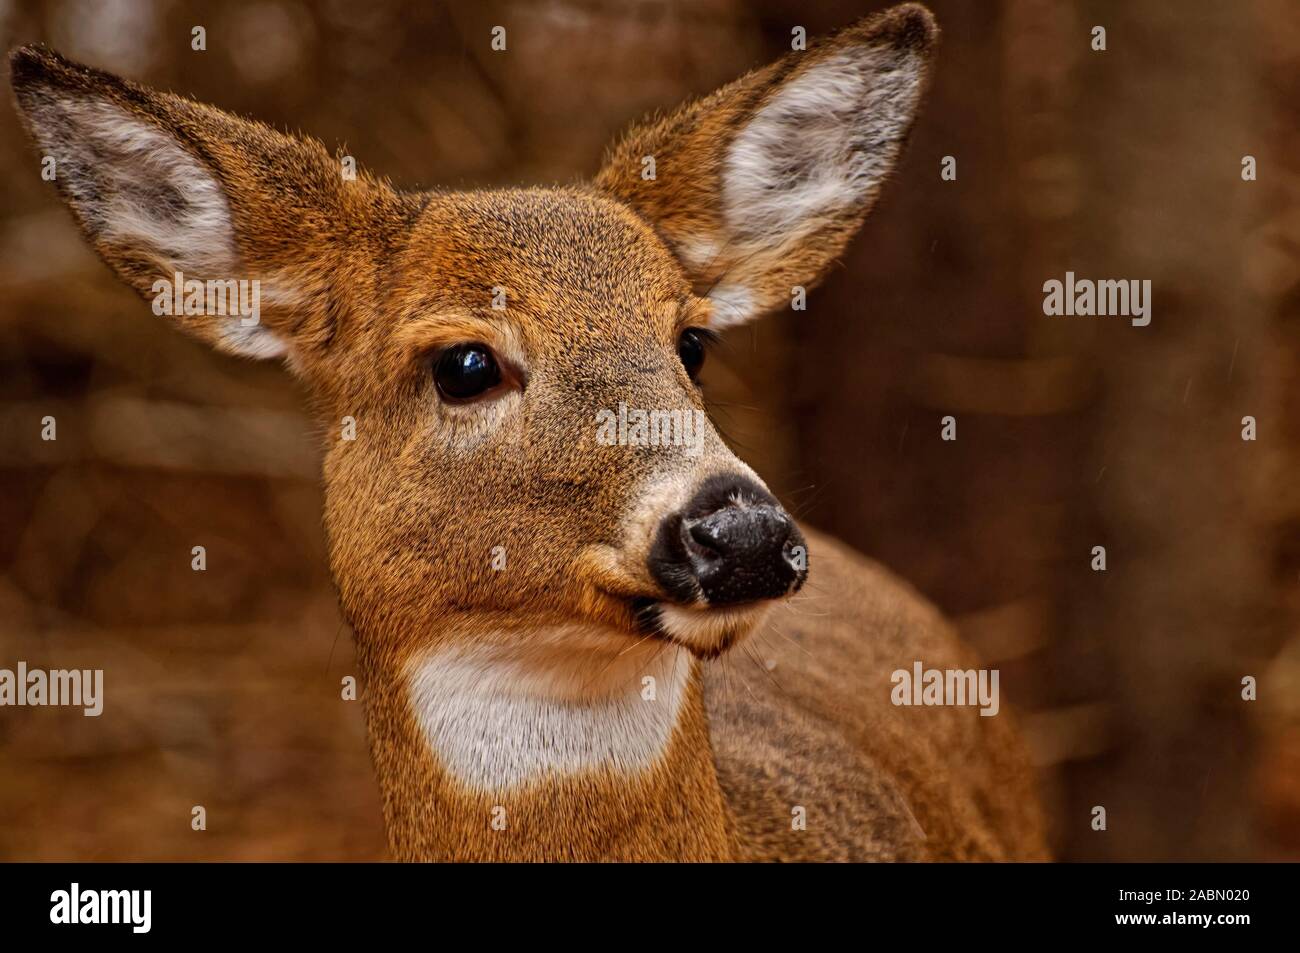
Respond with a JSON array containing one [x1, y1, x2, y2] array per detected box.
[[321, 187, 806, 660], [11, 5, 934, 663]]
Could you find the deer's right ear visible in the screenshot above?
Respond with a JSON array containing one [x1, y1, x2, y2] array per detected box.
[[9, 45, 397, 363], [594, 4, 936, 329]]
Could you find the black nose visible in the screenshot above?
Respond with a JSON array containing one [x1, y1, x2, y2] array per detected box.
[[649, 474, 808, 607]]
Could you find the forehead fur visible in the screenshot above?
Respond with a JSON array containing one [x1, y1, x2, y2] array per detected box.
[[393, 187, 695, 348]]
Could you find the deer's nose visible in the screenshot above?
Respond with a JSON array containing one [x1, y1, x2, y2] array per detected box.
[[649, 475, 808, 607]]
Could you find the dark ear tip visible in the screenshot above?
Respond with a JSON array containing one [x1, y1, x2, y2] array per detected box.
[[9, 44, 115, 102], [869, 3, 940, 54], [9, 44, 56, 89]]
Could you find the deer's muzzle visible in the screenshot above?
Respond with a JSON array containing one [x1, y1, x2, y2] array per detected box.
[[648, 474, 807, 607]]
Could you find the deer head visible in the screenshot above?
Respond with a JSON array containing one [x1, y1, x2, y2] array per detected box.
[[11, 5, 936, 859]]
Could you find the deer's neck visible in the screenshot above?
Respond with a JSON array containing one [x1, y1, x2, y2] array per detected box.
[[357, 625, 736, 861]]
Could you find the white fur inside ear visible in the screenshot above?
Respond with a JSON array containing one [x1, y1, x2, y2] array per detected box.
[[706, 282, 755, 330], [218, 320, 288, 359], [30, 96, 296, 360], [51, 99, 238, 274], [723, 46, 924, 246]]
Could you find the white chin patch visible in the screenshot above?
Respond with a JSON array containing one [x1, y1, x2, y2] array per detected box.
[[655, 601, 773, 657], [406, 630, 693, 792]]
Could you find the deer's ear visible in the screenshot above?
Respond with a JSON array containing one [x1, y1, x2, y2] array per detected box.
[[9, 45, 394, 362], [595, 4, 936, 328]]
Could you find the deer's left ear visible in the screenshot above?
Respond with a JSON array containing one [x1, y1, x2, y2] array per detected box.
[[595, 3, 936, 328], [9, 44, 401, 364]]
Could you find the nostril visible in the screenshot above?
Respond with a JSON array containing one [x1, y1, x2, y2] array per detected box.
[[686, 517, 727, 560]]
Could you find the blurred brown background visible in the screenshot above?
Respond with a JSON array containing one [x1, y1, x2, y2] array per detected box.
[[1, 0, 1298, 861]]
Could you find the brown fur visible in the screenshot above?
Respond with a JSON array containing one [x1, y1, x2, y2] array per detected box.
[[365, 660, 737, 862], [10, 3, 1049, 862], [595, 6, 937, 316], [710, 531, 1046, 860]]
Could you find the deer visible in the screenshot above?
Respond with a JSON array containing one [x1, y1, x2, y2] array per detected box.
[[10, 3, 1049, 862]]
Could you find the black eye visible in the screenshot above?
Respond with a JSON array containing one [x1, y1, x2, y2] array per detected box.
[[434, 343, 502, 401], [678, 327, 712, 382]]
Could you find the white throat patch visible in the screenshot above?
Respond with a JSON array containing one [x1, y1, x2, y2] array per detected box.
[[405, 627, 693, 792]]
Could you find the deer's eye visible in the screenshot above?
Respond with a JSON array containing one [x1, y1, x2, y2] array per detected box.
[[434, 343, 502, 401], [677, 327, 712, 382]]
